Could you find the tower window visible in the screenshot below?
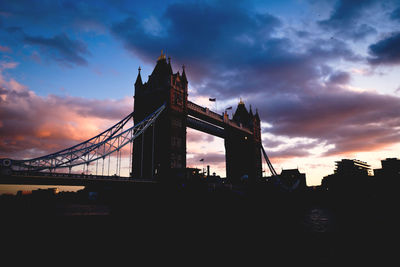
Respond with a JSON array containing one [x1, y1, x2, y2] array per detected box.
[[173, 91, 183, 106], [171, 136, 182, 148]]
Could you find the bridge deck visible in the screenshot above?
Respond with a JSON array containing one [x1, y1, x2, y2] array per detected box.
[[187, 116, 225, 138], [0, 173, 156, 186], [187, 101, 253, 135]]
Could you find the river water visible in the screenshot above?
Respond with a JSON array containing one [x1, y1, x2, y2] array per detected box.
[[302, 206, 334, 232]]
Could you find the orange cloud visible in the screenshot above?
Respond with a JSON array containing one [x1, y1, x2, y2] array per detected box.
[[0, 65, 132, 159]]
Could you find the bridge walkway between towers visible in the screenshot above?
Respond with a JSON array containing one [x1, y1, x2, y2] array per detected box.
[[187, 101, 253, 135]]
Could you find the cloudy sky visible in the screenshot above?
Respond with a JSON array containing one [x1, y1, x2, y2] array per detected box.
[[1, 0, 400, 186]]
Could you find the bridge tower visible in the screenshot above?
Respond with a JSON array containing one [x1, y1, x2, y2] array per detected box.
[[225, 100, 262, 184], [132, 51, 188, 179]]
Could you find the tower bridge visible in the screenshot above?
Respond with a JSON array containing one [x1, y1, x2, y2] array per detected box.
[[132, 51, 262, 184], [0, 52, 277, 186]]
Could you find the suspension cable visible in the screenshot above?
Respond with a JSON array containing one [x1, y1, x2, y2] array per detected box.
[[141, 133, 144, 178], [151, 123, 155, 179], [108, 154, 110, 176], [116, 152, 119, 177], [12, 104, 165, 172], [261, 144, 278, 176], [129, 133, 133, 177], [102, 157, 104, 176], [118, 149, 122, 176]]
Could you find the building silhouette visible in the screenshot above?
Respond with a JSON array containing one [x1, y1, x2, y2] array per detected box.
[[374, 158, 400, 179], [279, 169, 307, 192], [321, 159, 373, 193], [373, 158, 400, 197], [334, 159, 373, 176]]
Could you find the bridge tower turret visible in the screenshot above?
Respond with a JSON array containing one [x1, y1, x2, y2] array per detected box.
[[225, 100, 262, 184], [132, 51, 188, 180]]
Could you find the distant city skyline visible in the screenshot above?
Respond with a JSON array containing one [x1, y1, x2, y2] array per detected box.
[[1, 0, 400, 186]]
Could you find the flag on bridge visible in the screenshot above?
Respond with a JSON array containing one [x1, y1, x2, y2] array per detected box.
[[209, 98, 216, 102]]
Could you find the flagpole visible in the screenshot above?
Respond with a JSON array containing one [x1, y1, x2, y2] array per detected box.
[[225, 106, 232, 118], [209, 97, 217, 113]]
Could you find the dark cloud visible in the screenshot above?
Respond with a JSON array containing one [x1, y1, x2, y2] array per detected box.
[[327, 71, 351, 85], [196, 38, 359, 100], [390, 7, 400, 21], [324, 125, 400, 156], [110, 0, 400, 158], [111, 1, 283, 82], [0, 0, 115, 31], [368, 32, 400, 65], [263, 140, 318, 161], [255, 88, 400, 156], [318, 0, 377, 40], [323, 0, 375, 24], [269, 146, 314, 160], [262, 136, 285, 150], [350, 24, 377, 40], [111, 0, 363, 102], [0, 0, 128, 67], [1, 23, 91, 67], [23, 33, 90, 67]]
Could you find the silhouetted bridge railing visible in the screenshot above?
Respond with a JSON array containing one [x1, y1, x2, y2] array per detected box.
[[187, 101, 223, 121]]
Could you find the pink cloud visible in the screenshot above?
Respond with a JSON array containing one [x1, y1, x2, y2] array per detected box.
[[260, 87, 400, 157], [0, 68, 132, 159], [0, 45, 11, 53], [0, 61, 18, 70], [187, 130, 215, 143]]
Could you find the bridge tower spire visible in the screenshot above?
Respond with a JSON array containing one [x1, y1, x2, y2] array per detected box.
[[181, 65, 187, 84], [135, 66, 143, 86]]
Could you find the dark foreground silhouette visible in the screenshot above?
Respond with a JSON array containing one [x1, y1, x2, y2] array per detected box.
[[1, 179, 398, 266]]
